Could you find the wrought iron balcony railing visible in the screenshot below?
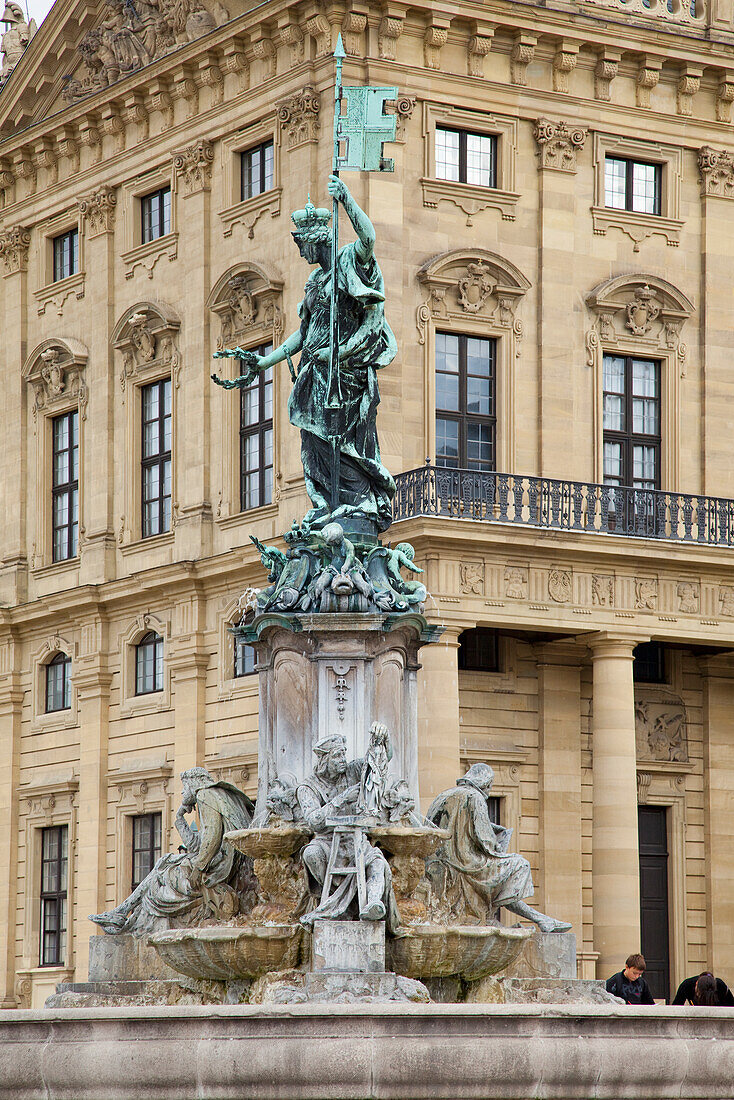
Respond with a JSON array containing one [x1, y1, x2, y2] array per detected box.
[[392, 464, 734, 546]]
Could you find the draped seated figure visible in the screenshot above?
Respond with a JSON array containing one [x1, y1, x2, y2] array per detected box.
[[426, 763, 571, 933], [90, 768, 254, 937]]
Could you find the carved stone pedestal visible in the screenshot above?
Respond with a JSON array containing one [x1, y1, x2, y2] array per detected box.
[[241, 613, 441, 812]]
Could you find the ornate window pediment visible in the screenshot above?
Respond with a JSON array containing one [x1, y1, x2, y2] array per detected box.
[[112, 302, 181, 394], [586, 274, 694, 375], [208, 263, 284, 351], [416, 248, 530, 349], [22, 337, 88, 421]]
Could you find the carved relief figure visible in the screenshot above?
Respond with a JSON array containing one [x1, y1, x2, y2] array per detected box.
[[40, 349, 65, 398], [592, 574, 614, 607], [0, 2, 36, 84], [635, 578, 658, 610], [719, 586, 734, 616], [460, 561, 484, 596], [90, 768, 254, 936], [635, 698, 688, 763], [677, 582, 700, 614], [548, 568, 572, 603], [129, 312, 156, 362], [504, 567, 527, 599]]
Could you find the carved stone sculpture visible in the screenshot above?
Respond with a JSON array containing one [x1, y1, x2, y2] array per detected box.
[[0, 3, 36, 86], [90, 768, 254, 936], [426, 764, 571, 933]]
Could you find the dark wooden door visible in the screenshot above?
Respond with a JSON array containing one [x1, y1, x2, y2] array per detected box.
[[638, 806, 670, 1001]]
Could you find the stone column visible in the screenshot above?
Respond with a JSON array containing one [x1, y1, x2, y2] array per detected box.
[[588, 632, 641, 978], [701, 655, 734, 977], [170, 595, 209, 778], [417, 626, 461, 812], [73, 623, 111, 982], [171, 140, 214, 559], [535, 641, 584, 935], [0, 636, 21, 1006]]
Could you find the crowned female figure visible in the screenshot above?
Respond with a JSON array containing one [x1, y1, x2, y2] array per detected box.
[[213, 175, 397, 539]]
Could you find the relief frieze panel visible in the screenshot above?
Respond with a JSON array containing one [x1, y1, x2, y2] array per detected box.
[[635, 690, 688, 764], [207, 264, 284, 352]]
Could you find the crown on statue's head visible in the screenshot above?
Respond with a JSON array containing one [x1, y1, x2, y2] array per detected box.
[[291, 197, 331, 243]]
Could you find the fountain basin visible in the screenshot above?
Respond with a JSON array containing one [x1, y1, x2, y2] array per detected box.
[[225, 825, 311, 858], [388, 923, 533, 982], [369, 825, 449, 859], [148, 924, 303, 980]]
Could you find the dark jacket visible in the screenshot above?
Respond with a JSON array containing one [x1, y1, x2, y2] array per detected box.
[[671, 975, 734, 1006], [605, 970, 656, 1005]]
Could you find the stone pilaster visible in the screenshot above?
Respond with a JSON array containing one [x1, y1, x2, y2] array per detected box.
[[71, 633, 112, 982], [701, 655, 734, 977], [417, 626, 461, 812], [588, 633, 642, 978], [535, 641, 584, 937], [171, 141, 215, 558], [169, 595, 209, 777], [0, 635, 22, 1006]]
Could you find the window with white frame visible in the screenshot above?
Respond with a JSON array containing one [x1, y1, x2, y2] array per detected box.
[[436, 127, 497, 188], [135, 631, 164, 695], [52, 229, 79, 282], [51, 409, 79, 562], [141, 186, 172, 244], [45, 653, 71, 713], [40, 825, 68, 967], [604, 157, 661, 216], [241, 141, 274, 201]]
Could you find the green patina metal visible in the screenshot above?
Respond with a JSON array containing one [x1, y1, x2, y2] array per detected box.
[[336, 85, 398, 173]]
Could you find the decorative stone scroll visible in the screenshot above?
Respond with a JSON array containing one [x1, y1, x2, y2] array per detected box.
[[112, 302, 181, 395], [698, 147, 734, 199], [207, 263, 284, 351], [22, 338, 89, 422], [77, 185, 117, 235], [173, 138, 215, 194], [533, 119, 587, 172], [586, 274, 694, 377], [277, 85, 321, 148], [416, 249, 530, 355], [635, 690, 688, 763], [0, 224, 30, 275], [63, 0, 229, 103]]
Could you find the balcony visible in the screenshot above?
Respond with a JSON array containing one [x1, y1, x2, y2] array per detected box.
[[393, 464, 734, 546]]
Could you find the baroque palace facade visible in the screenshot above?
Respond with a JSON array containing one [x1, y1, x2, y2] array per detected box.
[[1, 0, 734, 1009]]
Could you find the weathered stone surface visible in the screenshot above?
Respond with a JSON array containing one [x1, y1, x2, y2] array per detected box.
[[312, 919, 385, 973], [148, 924, 303, 980], [1, 1005, 734, 1099], [387, 922, 531, 980], [502, 930, 577, 979], [465, 976, 621, 1004], [88, 933, 180, 982]]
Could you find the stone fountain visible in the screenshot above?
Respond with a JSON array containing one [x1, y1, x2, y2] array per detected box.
[[50, 170, 609, 1012]]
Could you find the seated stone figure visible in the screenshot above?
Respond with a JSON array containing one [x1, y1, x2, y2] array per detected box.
[[90, 768, 254, 937], [296, 732, 400, 930], [426, 763, 571, 933]]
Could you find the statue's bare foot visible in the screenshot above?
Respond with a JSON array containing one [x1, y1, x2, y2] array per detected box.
[[536, 916, 572, 933], [360, 900, 386, 921]]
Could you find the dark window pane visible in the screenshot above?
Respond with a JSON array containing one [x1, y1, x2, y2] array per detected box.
[[604, 157, 661, 215], [45, 653, 71, 713], [52, 229, 78, 281], [633, 642, 667, 684], [436, 128, 497, 187], [435, 333, 496, 471], [602, 355, 660, 492], [132, 812, 162, 890], [458, 629, 500, 672], [52, 410, 79, 562], [234, 638, 256, 677]]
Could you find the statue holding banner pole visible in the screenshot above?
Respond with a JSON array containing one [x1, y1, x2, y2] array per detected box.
[[212, 36, 399, 544]]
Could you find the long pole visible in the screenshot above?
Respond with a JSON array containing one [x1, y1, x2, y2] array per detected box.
[[326, 34, 346, 516]]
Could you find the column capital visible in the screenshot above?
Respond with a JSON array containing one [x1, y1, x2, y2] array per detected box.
[[586, 631, 647, 660]]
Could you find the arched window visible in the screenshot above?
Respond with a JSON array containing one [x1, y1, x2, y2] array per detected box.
[[135, 632, 163, 695], [45, 652, 71, 713]]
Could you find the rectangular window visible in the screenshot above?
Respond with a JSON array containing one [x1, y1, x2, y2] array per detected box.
[[458, 628, 500, 672], [603, 355, 660, 491], [436, 333, 495, 471], [240, 343, 273, 511], [633, 642, 667, 684], [40, 825, 68, 967], [52, 229, 79, 282], [436, 127, 497, 188], [51, 410, 79, 562], [241, 141, 274, 201], [234, 637, 256, 677], [141, 379, 172, 538], [141, 187, 171, 244], [604, 157, 661, 215], [45, 654, 71, 713], [135, 632, 163, 695], [131, 813, 162, 891]]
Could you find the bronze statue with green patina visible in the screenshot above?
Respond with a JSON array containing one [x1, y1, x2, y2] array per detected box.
[[212, 174, 397, 541]]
